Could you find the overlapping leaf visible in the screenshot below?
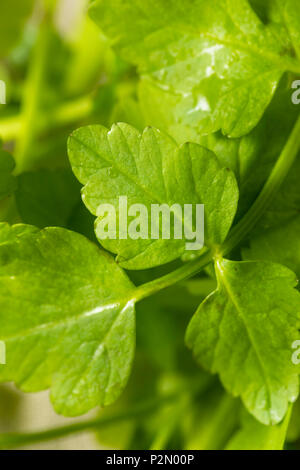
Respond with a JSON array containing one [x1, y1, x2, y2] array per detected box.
[[0, 225, 136, 416], [68, 123, 238, 269], [186, 259, 300, 425], [90, 0, 300, 137]]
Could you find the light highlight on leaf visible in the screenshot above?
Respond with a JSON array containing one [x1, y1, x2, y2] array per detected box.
[[0, 225, 136, 416], [90, 0, 300, 137]]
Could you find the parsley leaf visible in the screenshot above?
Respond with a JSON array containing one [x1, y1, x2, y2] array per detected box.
[[200, 78, 300, 218], [186, 259, 300, 425], [0, 225, 136, 416], [68, 123, 238, 269], [90, 0, 300, 137]]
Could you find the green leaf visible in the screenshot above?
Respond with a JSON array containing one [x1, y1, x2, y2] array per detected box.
[[15, 169, 80, 229], [90, 0, 300, 137], [68, 123, 238, 269], [199, 78, 300, 217], [0, 149, 16, 201], [139, 75, 300, 221], [0, 225, 136, 416], [138, 79, 202, 146], [0, 0, 34, 57], [269, 0, 300, 60], [0, 222, 38, 243], [226, 406, 292, 450], [186, 259, 300, 425]]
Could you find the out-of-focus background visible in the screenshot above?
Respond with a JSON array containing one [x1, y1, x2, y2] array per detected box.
[[0, 385, 98, 449]]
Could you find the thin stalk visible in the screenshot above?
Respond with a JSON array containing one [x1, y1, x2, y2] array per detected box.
[[0, 394, 177, 450], [223, 113, 300, 256], [185, 394, 239, 450]]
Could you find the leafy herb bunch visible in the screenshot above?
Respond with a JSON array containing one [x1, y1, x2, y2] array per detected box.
[[0, 0, 300, 450]]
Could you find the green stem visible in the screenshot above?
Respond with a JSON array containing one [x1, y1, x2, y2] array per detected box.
[[135, 113, 300, 302], [223, 113, 300, 256], [49, 95, 93, 128], [133, 249, 213, 302], [0, 394, 176, 450], [0, 96, 93, 143], [149, 394, 190, 450]]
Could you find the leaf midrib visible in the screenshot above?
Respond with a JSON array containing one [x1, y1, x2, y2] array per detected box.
[[215, 259, 273, 415]]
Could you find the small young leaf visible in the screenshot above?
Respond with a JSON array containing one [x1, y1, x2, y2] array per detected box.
[[90, 0, 300, 137], [68, 123, 238, 269], [0, 226, 136, 416], [186, 259, 300, 425]]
